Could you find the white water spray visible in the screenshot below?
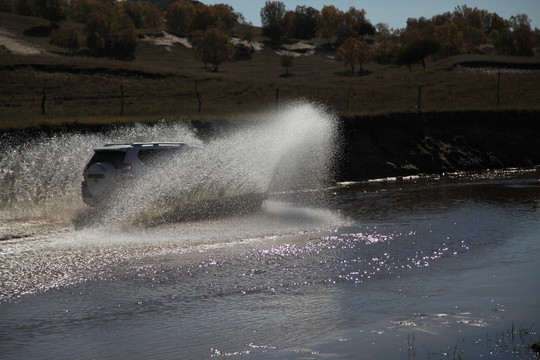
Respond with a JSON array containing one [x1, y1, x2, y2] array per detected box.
[[1, 101, 339, 225]]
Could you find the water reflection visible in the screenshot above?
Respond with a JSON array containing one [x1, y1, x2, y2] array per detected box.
[[1, 169, 539, 359]]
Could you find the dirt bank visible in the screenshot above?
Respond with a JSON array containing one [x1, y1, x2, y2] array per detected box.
[[2, 110, 539, 182], [337, 110, 540, 181]]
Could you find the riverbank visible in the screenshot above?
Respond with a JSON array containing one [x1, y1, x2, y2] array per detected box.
[[338, 109, 540, 181], [2, 109, 539, 182]]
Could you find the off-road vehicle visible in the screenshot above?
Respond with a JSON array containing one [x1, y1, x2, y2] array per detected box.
[[81, 142, 194, 206]]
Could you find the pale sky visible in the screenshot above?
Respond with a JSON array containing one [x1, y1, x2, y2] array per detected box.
[[204, 0, 540, 30]]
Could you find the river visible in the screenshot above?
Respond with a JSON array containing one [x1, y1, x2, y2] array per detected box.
[[1, 104, 539, 359]]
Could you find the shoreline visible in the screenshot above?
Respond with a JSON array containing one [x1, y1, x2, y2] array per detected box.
[[2, 109, 539, 182]]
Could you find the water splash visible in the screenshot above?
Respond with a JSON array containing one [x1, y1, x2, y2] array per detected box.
[[0, 122, 201, 222], [1, 101, 339, 225]]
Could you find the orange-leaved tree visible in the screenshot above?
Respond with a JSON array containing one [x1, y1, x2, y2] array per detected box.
[[335, 37, 371, 74], [193, 27, 234, 72]]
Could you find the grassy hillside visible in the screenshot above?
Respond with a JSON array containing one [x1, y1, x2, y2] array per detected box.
[[1, 12, 539, 129]]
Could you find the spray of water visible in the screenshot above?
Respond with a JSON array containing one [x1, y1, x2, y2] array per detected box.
[[1, 101, 339, 226]]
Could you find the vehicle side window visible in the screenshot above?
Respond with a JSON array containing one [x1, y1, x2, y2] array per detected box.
[[89, 151, 126, 169], [137, 148, 185, 167]]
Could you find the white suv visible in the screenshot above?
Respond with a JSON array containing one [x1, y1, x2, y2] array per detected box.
[[81, 142, 195, 206]]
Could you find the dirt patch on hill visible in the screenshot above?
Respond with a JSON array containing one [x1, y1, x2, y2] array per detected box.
[[0, 28, 48, 56]]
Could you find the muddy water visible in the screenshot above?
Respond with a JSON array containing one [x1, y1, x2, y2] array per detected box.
[[1, 169, 539, 359]]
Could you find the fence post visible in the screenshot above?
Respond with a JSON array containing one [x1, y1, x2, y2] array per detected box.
[[120, 84, 124, 116], [417, 85, 423, 114], [195, 80, 202, 113], [41, 82, 46, 115], [275, 88, 280, 108], [346, 85, 352, 112], [496, 72, 501, 106]]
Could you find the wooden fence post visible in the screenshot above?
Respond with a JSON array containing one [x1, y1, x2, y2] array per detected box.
[[417, 85, 423, 114], [195, 80, 202, 113], [41, 82, 46, 115], [120, 84, 124, 116], [346, 85, 352, 112], [497, 72, 501, 106]]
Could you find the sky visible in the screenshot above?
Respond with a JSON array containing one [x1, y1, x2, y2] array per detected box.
[[204, 0, 540, 30]]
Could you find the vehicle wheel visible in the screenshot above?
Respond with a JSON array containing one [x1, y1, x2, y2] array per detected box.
[[85, 162, 116, 198]]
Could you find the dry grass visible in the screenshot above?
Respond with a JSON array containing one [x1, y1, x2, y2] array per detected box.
[[1, 12, 539, 129]]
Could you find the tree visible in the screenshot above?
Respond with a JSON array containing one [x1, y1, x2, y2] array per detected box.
[[166, 1, 195, 33], [336, 37, 371, 74], [50, 24, 80, 53], [317, 5, 342, 39], [289, 5, 319, 39], [85, 6, 138, 59], [119, 0, 144, 29], [212, 4, 238, 31], [280, 52, 294, 76], [237, 23, 256, 52], [260, 1, 285, 26], [434, 22, 467, 58], [513, 26, 535, 56], [191, 4, 217, 32], [374, 23, 399, 64], [85, 10, 109, 52], [17, 0, 37, 16], [397, 39, 439, 71], [0, 0, 17, 13], [483, 12, 508, 35], [493, 29, 516, 55], [35, 0, 67, 26], [341, 6, 375, 38], [510, 14, 535, 56], [260, 1, 286, 44], [142, 2, 163, 28], [193, 27, 234, 71], [263, 22, 285, 45], [69, 0, 112, 24]]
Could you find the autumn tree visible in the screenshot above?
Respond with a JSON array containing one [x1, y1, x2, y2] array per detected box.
[[211, 4, 238, 31], [49, 24, 80, 53], [510, 14, 536, 56], [166, 0, 195, 33], [483, 12, 508, 35], [85, 5, 138, 59], [341, 6, 375, 39], [260, 1, 286, 43], [69, 0, 112, 24], [118, 0, 144, 29], [85, 10, 109, 52], [317, 5, 342, 39], [280, 52, 294, 76], [336, 37, 371, 74], [0, 0, 16, 13], [260, 1, 285, 26], [434, 22, 467, 58], [142, 2, 163, 28], [397, 39, 439, 71], [237, 22, 256, 52], [35, 0, 67, 26], [289, 5, 319, 39], [452, 5, 487, 51], [193, 27, 233, 72], [374, 22, 399, 64]]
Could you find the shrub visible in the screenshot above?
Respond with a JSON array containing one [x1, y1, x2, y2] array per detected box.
[[50, 24, 80, 53]]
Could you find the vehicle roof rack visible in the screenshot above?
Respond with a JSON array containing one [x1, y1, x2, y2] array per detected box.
[[100, 142, 187, 147]]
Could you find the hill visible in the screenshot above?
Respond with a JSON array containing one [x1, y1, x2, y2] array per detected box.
[[1, 11, 539, 129]]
